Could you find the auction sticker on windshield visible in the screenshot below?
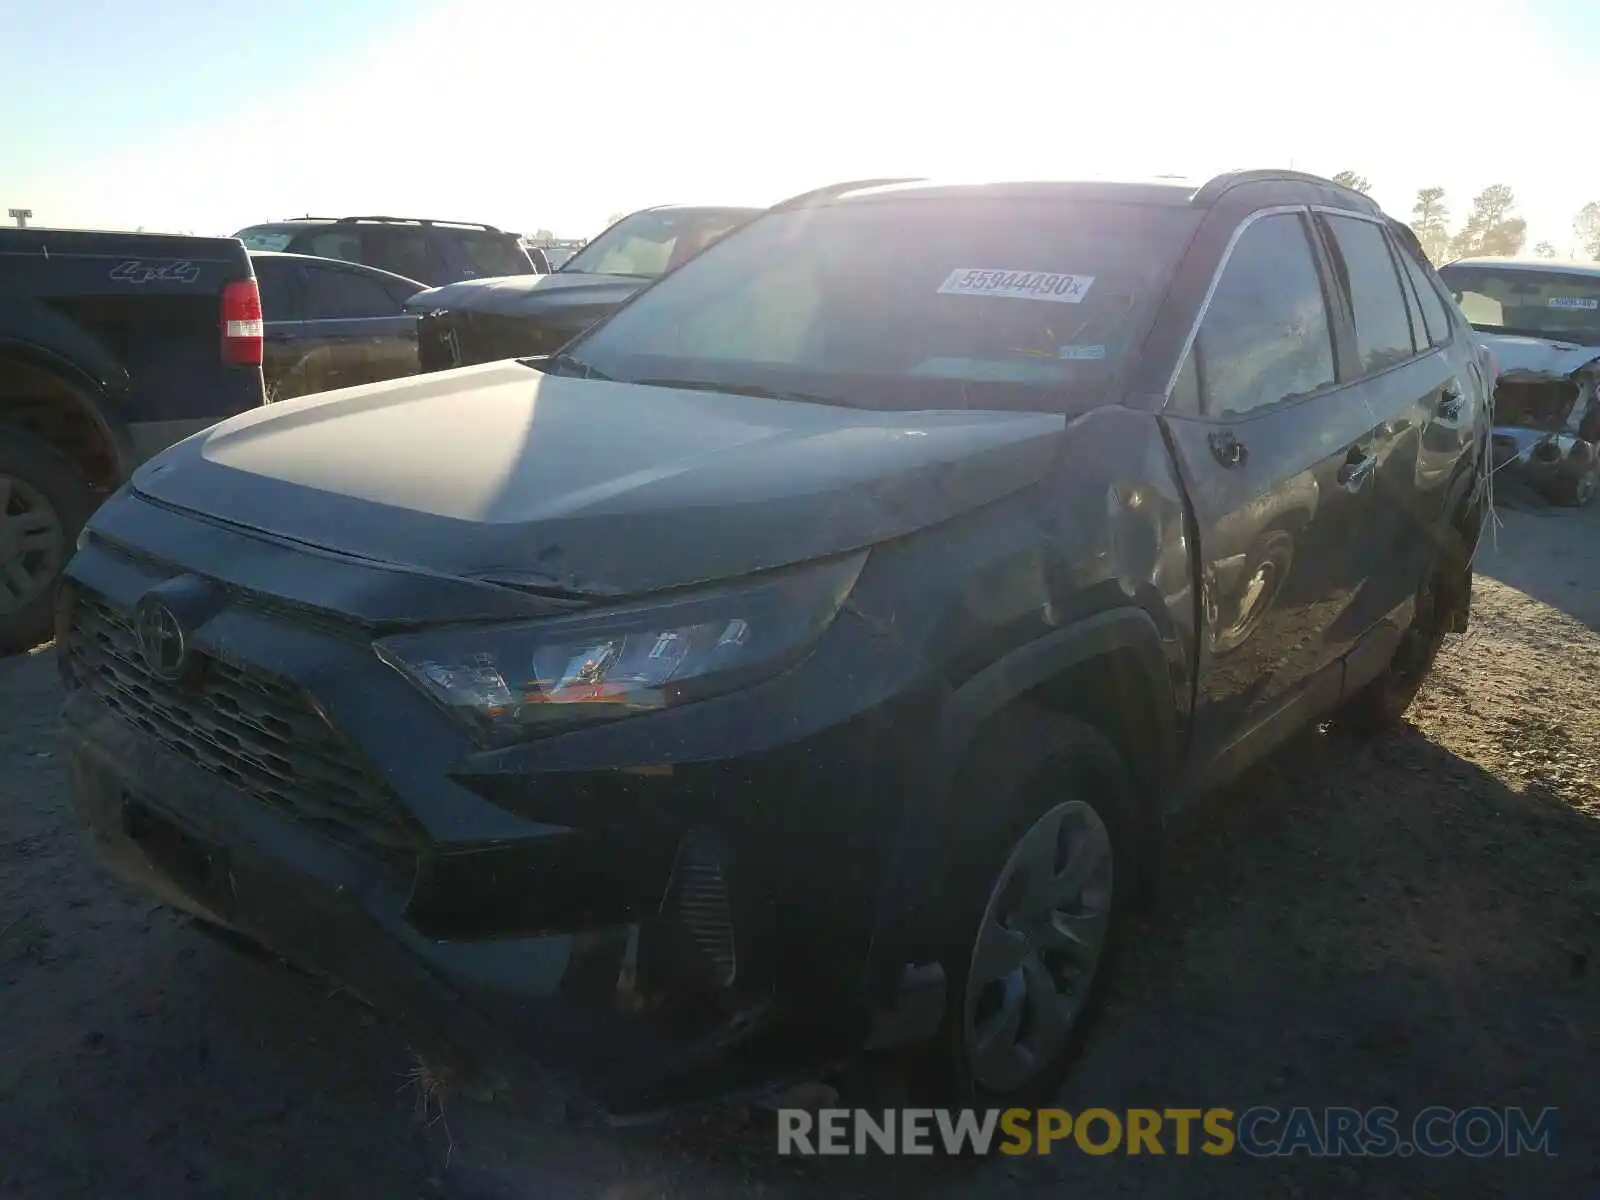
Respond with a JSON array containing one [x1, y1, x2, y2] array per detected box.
[[1547, 297, 1599, 310], [938, 269, 1096, 303]]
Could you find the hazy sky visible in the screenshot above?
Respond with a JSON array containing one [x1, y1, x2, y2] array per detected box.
[[3, 0, 1596, 251]]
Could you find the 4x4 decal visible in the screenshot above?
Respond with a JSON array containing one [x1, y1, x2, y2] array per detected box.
[[110, 260, 201, 284]]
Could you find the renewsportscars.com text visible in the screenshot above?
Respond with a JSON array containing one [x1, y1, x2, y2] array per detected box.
[[776, 1106, 1559, 1158]]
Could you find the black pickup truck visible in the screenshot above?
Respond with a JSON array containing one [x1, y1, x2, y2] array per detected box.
[[0, 228, 265, 653]]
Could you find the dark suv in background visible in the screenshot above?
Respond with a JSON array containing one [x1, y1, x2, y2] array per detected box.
[[235, 217, 537, 287], [250, 252, 427, 401], [63, 172, 1487, 1117], [410, 205, 761, 370]]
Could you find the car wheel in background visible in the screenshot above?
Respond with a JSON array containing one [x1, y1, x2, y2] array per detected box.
[[1544, 461, 1600, 508], [0, 429, 94, 656]]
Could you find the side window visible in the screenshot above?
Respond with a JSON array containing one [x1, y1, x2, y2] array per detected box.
[[1323, 216, 1416, 373], [1397, 247, 1453, 347], [302, 265, 404, 319], [1393, 240, 1428, 353], [294, 230, 363, 265], [1196, 214, 1336, 419], [253, 260, 301, 320], [361, 228, 448, 284]]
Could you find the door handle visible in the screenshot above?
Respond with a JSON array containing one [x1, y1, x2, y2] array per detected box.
[[1208, 429, 1248, 469], [1338, 447, 1378, 491]]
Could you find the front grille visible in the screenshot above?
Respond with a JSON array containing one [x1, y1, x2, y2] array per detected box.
[[66, 588, 421, 866], [667, 830, 736, 988]]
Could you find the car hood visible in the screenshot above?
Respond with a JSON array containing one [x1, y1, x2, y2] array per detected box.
[[1479, 332, 1600, 382], [130, 362, 1067, 596], [404, 272, 648, 318]]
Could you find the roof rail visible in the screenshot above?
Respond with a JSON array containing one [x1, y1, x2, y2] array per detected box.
[[1193, 169, 1379, 210], [327, 216, 506, 233], [771, 177, 925, 211]]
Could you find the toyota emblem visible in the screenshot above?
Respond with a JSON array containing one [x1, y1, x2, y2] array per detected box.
[[134, 596, 191, 681]]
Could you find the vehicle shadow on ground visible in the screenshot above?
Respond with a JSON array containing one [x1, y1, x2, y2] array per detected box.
[[1475, 480, 1600, 631], [604, 719, 1596, 1199]]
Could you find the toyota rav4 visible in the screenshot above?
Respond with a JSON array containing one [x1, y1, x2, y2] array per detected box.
[[61, 172, 1489, 1117]]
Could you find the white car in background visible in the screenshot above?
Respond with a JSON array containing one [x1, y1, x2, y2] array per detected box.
[[1437, 257, 1600, 506]]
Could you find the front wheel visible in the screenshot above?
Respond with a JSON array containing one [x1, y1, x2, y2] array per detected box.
[[921, 710, 1136, 1106], [0, 429, 94, 656]]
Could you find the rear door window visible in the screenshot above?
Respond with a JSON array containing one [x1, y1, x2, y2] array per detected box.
[[1196, 213, 1337, 418], [292, 229, 363, 265], [302, 264, 406, 319], [1322, 216, 1417, 374], [360, 227, 449, 284]]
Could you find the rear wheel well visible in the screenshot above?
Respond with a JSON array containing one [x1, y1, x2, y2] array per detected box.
[[0, 354, 120, 493]]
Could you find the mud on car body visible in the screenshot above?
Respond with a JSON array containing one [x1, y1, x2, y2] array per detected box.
[[1436, 257, 1600, 506], [60, 172, 1487, 1117]]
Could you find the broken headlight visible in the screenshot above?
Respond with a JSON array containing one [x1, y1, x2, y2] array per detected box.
[[375, 552, 866, 743]]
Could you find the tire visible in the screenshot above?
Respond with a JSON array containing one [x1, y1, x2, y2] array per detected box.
[[1541, 461, 1600, 508], [1333, 525, 1469, 734], [0, 429, 95, 656], [917, 708, 1138, 1108]]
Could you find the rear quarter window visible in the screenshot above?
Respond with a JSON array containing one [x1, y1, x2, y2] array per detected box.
[[1397, 247, 1453, 347]]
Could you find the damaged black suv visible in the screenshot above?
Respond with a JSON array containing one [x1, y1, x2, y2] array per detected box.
[[60, 172, 1488, 1117]]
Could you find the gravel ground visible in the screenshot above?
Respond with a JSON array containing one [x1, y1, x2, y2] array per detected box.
[[2, 491, 1596, 1199]]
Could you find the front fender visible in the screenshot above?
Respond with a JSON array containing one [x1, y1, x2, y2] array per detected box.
[[865, 607, 1178, 991]]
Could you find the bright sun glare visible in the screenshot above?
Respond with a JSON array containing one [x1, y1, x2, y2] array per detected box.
[[10, 0, 1596, 250]]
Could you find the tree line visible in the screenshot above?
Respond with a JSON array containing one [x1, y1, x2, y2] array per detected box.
[[1330, 171, 1600, 265]]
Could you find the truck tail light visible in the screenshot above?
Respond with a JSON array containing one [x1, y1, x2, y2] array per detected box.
[[221, 278, 264, 366]]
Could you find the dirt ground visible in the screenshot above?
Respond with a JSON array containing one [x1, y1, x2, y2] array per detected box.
[[2, 487, 1596, 1199]]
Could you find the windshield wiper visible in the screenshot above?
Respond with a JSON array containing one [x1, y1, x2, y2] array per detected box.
[[538, 351, 612, 380], [629, 377, 838, 405]]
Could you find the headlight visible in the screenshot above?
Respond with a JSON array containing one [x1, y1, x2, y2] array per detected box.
[[375, 552, 867, 743]]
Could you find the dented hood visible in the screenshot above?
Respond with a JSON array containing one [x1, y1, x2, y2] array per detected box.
[[1480, 333, 1600, 381], [131, 362, 1066, 596], [403, 271, 647, 319]]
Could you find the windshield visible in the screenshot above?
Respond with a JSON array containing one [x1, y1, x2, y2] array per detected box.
[[457, 230, 534, 277], [560, 209, 752, 278], [1437, 264, 1600, 345], [237, 226, 294, 252], [563, 197, 1197, 410]]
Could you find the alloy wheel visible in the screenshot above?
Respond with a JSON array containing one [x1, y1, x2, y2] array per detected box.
[[0, 473, 66, 614], [962, 799, 1113, 1095]]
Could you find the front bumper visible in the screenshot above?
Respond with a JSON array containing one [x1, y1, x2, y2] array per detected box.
[[58, 513, 935, 1114]]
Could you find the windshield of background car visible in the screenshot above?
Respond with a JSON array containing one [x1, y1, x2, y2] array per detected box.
[[560, 210, 752, 278], [566, 197, 1197, 410], [1437, 265, 1600, 345], [457, 230, 534, 277]]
